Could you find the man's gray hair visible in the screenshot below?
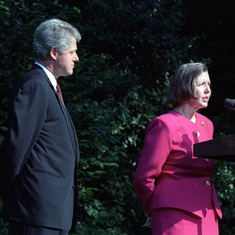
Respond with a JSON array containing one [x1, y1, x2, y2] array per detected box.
[[33, 18, 81, 60]]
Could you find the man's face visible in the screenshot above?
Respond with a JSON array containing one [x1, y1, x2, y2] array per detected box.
[[55, 39, 79, 78]]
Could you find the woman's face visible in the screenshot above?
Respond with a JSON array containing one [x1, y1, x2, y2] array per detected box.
[[188, 71, 211, 110]]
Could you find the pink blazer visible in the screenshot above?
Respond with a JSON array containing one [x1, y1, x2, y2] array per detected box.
[[134, 110, 222, 219]]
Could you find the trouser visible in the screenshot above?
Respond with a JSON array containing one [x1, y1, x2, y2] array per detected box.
[[9, 220, 69, 235]]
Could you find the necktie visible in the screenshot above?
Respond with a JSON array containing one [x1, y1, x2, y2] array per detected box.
[[56, 83, 65, 106]]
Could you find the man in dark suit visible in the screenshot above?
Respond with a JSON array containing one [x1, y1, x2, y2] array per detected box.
[[0, 18, 81, 235]]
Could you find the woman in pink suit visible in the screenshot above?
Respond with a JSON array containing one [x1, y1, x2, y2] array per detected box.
[[134, 63, 222, 235]]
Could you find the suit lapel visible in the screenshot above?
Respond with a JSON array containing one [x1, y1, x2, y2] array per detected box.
[[53, 87, 78, 160], [33, 64, 79, 159]]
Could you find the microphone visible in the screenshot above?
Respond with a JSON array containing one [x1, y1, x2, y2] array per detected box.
[[224, 98, 235, 110]]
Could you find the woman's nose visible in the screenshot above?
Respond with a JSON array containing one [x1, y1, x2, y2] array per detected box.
[[205, 84, 211, 93]]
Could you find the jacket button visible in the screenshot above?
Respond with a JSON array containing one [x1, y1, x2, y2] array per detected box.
[[206, 180, 211, 186]]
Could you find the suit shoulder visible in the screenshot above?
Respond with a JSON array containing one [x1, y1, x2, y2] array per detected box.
[[151, 110, 179, 125], [146, 110, 177, 133], [20, 67, 47, 84], [10, 67, 52, 101], [196, 112, 213, 129], [196, 112, 212, 123], [13, 67, 51, 93]]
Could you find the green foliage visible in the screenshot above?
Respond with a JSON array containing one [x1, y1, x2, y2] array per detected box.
[[0, 0, 234, 234], [213, 160, 235, 235], [66, 51, 159, 234], [211, 112, 235, 235], [0, 214, 8, 234]]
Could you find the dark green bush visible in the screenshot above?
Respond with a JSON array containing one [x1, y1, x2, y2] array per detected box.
[[0, 1, 234, 234]]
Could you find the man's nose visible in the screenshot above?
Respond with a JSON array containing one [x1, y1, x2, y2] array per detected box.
[[74, 53, 79, 62]]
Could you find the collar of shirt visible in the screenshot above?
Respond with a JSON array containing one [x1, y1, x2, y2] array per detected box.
[[35, 62, 57, 91]]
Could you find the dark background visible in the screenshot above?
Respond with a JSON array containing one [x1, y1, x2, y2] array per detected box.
[[0, 1, 234, 234]]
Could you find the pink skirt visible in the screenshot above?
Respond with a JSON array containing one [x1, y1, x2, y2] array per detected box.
[[151, 207, 219, 235]]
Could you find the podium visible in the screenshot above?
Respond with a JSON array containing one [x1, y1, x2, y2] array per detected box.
[[193, 134, 235, 162]]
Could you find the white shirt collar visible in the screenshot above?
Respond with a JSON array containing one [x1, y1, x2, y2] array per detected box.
[[35, 62, 57, 91]]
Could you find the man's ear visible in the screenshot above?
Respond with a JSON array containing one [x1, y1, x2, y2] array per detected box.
[[50, 46, 58, 60]]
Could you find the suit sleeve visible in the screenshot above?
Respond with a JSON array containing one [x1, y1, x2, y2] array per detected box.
[[0, 79, 48, 200], [134, 118, 171, 216]]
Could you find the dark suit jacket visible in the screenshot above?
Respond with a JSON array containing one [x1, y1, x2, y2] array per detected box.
[[0, 65, 80, 231]]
